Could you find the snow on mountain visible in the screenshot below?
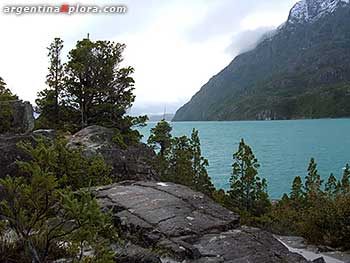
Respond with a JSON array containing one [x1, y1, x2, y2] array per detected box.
[[288, 0, 349, 24]]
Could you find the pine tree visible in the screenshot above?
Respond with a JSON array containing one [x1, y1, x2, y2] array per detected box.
[[0, 77, 17, 101], [340, 164, 350, 194], [229, 139, 270, 215], [36, 38, 65, 129], [190, 129, 215, 196], [290, 176, 304, 201], [0, 77, 18, 133], [305, 158, 323, 198], [147, 119, 172, 156], [325, 173, 338, 198]]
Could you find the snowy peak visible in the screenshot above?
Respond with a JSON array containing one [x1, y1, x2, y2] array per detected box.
[[288, 0, 349, 24]]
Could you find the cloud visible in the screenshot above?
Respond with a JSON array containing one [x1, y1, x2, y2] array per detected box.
[[225, 27, 274, 57], [187, 0, 297, 41]]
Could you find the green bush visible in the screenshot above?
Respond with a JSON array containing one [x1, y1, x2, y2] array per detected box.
[[0, 137, 117, 262], [17, 138, 113, 190]]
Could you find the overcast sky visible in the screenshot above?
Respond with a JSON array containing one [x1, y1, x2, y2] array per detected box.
[[0, 0, 298, 115]]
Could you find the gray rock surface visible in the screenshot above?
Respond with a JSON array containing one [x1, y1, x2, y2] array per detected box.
[[67, 125, 158, 182], [0, 100, 34, 134], [94, 181, 311, 262]]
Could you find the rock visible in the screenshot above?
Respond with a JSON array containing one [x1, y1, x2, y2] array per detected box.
[[311, 258, 326, 263], [94, 181, 308, 262], [192, 227, 308, 263], [33, 129, 56, 140], [113, 242, 162, 263], [67, 125, 158, 182], [0, 100, 34, 134]]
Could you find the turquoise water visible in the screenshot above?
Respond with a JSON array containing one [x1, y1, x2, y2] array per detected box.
[[138, 119, 350, 199]]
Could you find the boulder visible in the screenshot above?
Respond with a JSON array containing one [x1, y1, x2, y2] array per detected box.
[[94, 181, 311, 262], [113, 242, 162, 263], [0, 100, 34, 134], [67, 125, 158, 182]]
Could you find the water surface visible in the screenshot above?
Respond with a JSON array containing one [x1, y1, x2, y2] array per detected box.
[[138, 119, 350, 199]]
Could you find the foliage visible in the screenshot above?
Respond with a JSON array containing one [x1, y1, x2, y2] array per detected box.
[[0, 174, 116, 262], [147, 119, 172, 156], [35, 37, 144, 143], [0, 137, 117, 262], [17, 138, 113, 190], [228, 139, 270, 217], [290, 176, 304, 201], [305, 158, 323, 200], [148, 122, 215, 197], [265, 159, 350, 249], [0, 77, 18, 133], [36, 38, 66, 130], [65, 38, 135, 129]]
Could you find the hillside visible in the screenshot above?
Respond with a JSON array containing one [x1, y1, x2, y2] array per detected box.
[[173, 0, 350, 121]]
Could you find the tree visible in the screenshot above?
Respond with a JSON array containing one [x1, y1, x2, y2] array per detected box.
[[190, 129, 215, 196], [0, 77, 5, 89], [339, 164, 350, 194], [325, 173, 338, 198], [290, 176, 304, 201], [0, 77, 18, 133], [66, 38, 135, 129], [305, 158, 323, 198], [150, 127, 216, 197], [228, 139, 270, 215], [166, 136, 194, 186], [0, 77, 17, 101], [36, 38, 65, 129], [147, 119, 172, 156]]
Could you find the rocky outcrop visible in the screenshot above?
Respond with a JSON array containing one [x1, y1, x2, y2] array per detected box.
[[67, 125, 158, 182], [0, 100, 34, 134], [94, 181, 313, 262]]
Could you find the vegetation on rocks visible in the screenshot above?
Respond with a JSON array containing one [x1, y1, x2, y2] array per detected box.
[[0, 138, 117, 262], [35, 37, 147, 146], [148, 120, 215, 197], [0, 77, 18, 133], [263, 158, 350, 250]]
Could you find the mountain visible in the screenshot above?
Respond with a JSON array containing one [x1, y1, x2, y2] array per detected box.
[[173, 0, 350, 121]]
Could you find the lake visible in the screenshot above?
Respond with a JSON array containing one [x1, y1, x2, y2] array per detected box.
[[138, 119, 350, 199]]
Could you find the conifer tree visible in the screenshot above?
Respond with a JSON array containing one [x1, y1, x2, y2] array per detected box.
[[147, 119, 172, 156], [290, 176, 304, 201], [229, 139, 270, 215], [339, 164, 350, 194], [36, 38, 65, 129], [305, 158, 323, 198], [190, 129, 215, 196], [325, 173, 338, 198], [0, 77, 18, 133]]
